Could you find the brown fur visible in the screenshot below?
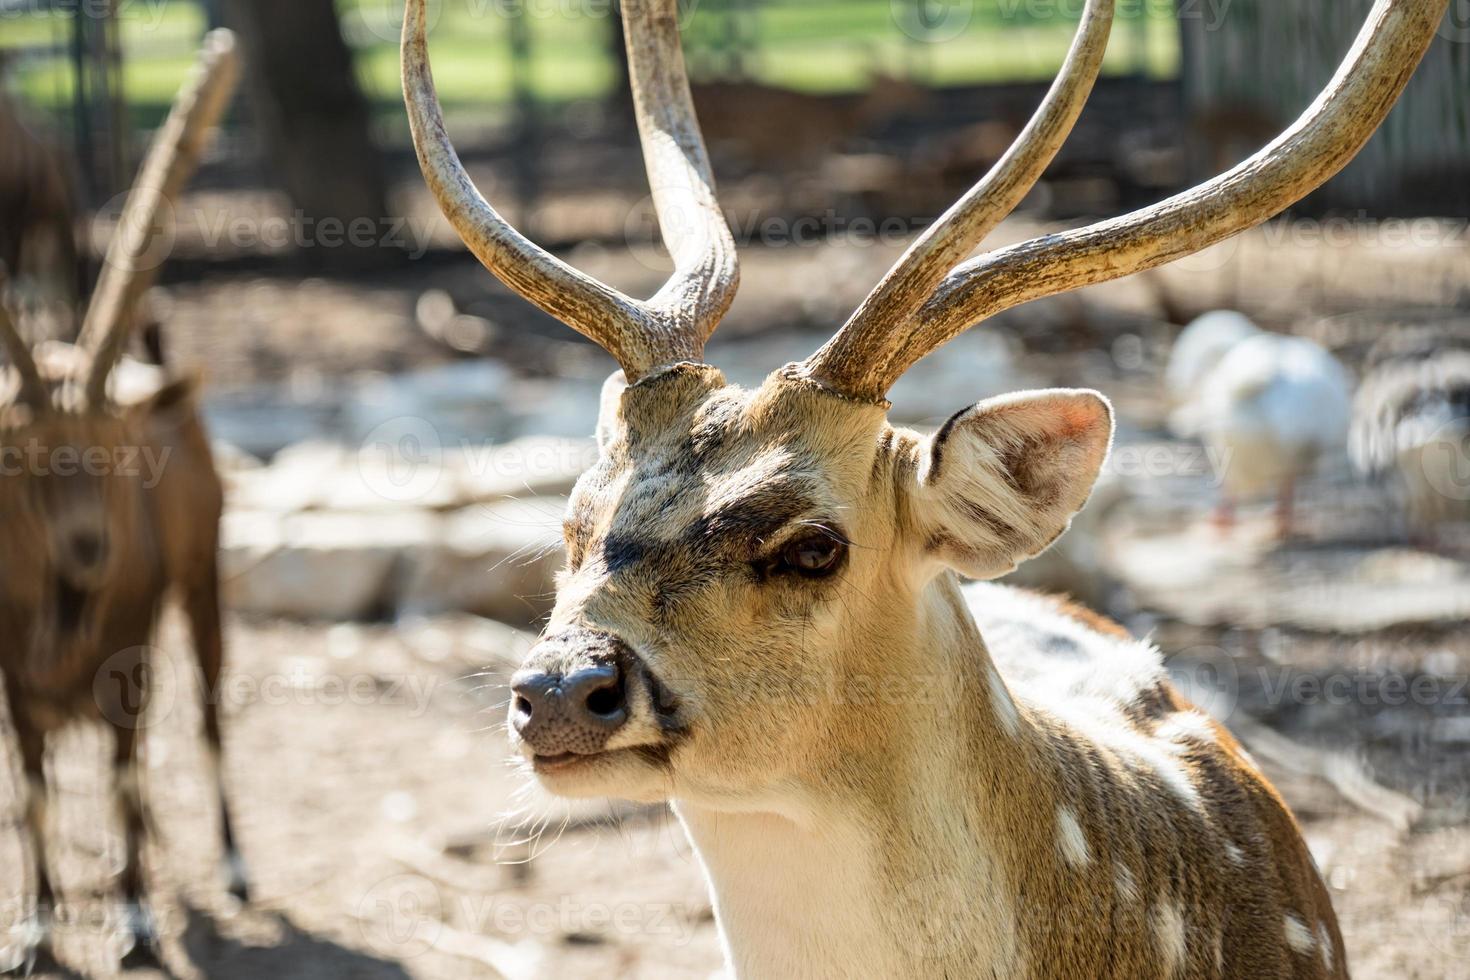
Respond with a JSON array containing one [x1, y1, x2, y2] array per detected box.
[[512, 363, 1346, 978]]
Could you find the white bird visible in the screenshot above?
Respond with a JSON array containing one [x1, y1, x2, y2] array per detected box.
[[1350, 326, 1470, 533], [1167, 312, 1353, 536], [1164, 309, 1261, 401]]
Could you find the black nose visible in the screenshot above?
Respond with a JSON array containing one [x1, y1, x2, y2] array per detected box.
[[70, 529, 106, 569], [511, 663, 628, 756]]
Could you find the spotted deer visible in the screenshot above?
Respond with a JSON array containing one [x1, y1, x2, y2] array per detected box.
[[404, 0, 1443, 975], [0, 31, 245, 974]]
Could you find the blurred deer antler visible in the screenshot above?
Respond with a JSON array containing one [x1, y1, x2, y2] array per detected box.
[[78, 28, 241, 407]]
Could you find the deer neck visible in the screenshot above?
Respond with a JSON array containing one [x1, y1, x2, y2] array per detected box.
[[674, 572, 1040, 978]]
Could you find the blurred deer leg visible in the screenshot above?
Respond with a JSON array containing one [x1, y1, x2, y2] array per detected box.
[[6, 686, 60, 973], [111, 721, 162, 968], [185, 562, 249, 902], [1212, 494, 1236, 535], [1275, 475, 1298, 540]]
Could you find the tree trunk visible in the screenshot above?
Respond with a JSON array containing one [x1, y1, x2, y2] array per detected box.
[[222, 0, 390, 267]]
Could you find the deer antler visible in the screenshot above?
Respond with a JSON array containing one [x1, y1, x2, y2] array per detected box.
[[802, 0, 1448, 401], [79, 28, 241, 408], [0, 289, 47, 411], [831, 0, 1115, 374], [402, 0, 739, 380]]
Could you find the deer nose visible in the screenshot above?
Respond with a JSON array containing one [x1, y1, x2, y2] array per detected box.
[[70, 529, 106, 568], [510, 663, 628, 756]]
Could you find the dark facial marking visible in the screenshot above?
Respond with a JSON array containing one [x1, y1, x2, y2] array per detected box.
[[601, 534, 646, 573], [692, 485, 819, 550]]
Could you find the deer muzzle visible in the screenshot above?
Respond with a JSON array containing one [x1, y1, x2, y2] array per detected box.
[[510, 629, 636, 759]]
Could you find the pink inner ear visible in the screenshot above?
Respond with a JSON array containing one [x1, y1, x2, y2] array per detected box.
[[1055, 400, 1107, 440]]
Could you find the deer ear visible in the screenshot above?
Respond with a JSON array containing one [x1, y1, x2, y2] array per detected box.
[[910, 389, 1113, 580], [133, 374, 199, 419], [595, 370, 630, 452]]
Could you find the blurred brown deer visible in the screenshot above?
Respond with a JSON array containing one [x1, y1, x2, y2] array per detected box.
[[0, 31, 243, 975]]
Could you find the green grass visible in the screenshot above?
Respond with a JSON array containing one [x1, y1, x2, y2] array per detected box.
[[4, 0, 1179, 123]]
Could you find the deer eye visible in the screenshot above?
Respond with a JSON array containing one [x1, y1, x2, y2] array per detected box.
[[773, 530, 847, 579]]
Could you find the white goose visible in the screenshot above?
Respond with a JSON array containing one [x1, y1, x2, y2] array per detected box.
[[1350, 325, 1470, 531], [1167, 312, 1353, 536]]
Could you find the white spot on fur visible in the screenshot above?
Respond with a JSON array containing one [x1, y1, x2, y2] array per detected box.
[[1156, 711, 1216, 751], [1055, 806, 1091, 868], [1284, 913, 1315, 955], [1152, 901, 1187, 973], [1224, 842, 1245, 865], [1047, 700, 1204, 810], [986, 663, 1021, 737], [1317, 923, 1334, 971], [1114, 863, 1139, 905], [964, 584, 1203, 809], [967, 584, 1166, 710]]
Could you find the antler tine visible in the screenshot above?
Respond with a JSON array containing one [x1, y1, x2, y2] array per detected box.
[[402, 0, 738, 380], [80, 28, 241, 408], [804, 0, 1447, 402], [0, 289, 47, 411], [623, 0, 740, 345], [811, 0, 1115, 394]]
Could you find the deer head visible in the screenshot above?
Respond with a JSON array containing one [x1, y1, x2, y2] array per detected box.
[[404, 0, 1445, 807], [0, 30, 238, 682]]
